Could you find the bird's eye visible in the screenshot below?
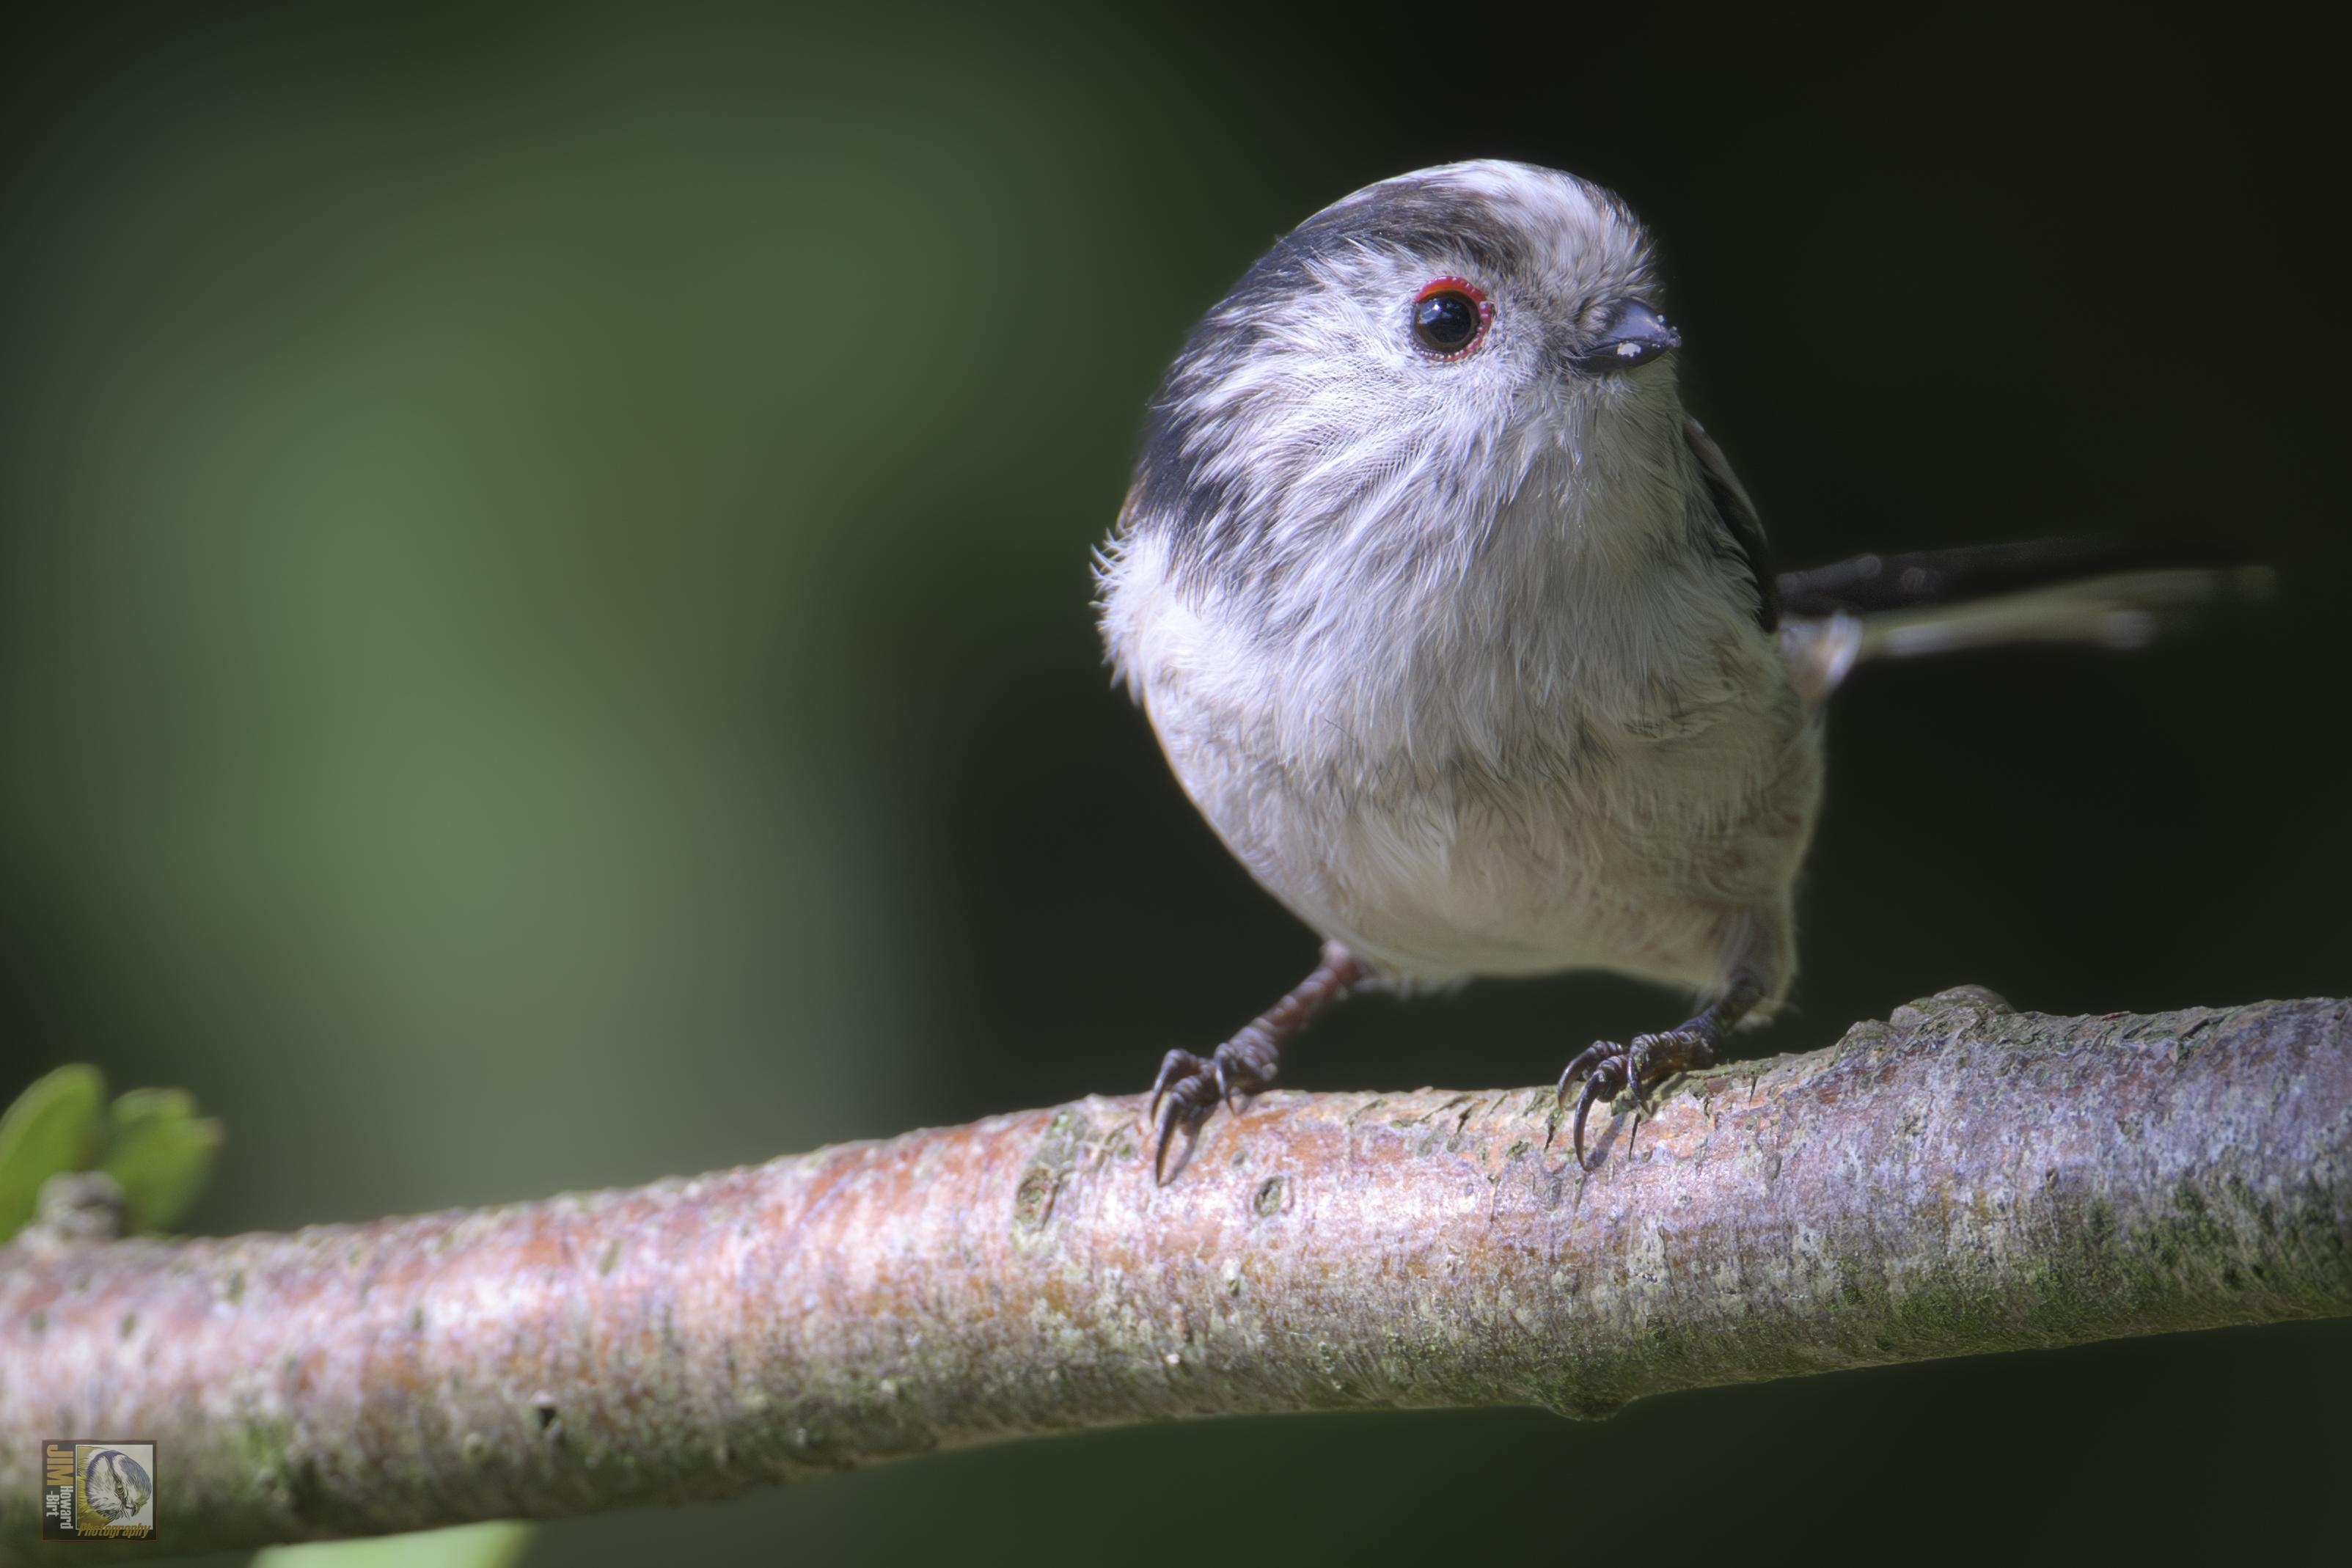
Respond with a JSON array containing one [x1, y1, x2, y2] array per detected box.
[[1410, 277, 1491, 359]]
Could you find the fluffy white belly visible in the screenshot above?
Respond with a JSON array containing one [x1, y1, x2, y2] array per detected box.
[[1153, 698, 1803, 990], [1104, 528, 1820, 997]]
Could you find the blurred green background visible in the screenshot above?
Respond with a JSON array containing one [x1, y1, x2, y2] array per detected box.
[[4, 3, 2345, 1561]]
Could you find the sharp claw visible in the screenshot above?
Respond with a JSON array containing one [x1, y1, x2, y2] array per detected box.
[[1555, 1041, 1612, 1102], [1573, 1070, 1611, 1170], [1142, 1038, 1278, 1184], [1149, 1050, 1195, 1126], [1553, 1016, 1733, 1174], [1153, 1096, 1184, 1186], [1552, 1040, 1627, 1170]]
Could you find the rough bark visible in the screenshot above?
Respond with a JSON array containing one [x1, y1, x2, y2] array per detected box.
[[2, 987, 2347, 1560]]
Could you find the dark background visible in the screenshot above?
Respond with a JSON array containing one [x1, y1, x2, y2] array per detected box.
[[3, 4, 2345, 1562]]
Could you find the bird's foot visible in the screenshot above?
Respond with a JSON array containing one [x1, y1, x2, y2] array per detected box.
[[1148, 1035, 1277, 1184], [1140, 942, 1362, 1185], [1548, 1025, 1719, 1170]]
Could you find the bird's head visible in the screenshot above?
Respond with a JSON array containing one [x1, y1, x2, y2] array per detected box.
[[1124, 161, 1690, 618]]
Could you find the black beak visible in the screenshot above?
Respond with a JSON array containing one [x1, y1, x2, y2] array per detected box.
[[1570, 299, 1681, 374]]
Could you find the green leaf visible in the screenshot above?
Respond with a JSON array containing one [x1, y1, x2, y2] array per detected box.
[[0, 1065, 110, 1242], [252, 1521, 538, 1568], [103, 1088, 224, 1234]]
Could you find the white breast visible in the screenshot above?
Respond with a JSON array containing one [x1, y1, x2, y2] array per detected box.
[[1099, 494, 1822, 998]]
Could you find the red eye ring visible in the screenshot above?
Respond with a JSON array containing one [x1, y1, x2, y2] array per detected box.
[[1410, 276, 1492, 360]]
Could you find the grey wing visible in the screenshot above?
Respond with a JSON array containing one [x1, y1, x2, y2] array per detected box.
[[1684, 417, 1778, 633]]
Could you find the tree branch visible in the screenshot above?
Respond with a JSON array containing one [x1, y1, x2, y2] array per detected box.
[[4, 987, 2348, 1559]]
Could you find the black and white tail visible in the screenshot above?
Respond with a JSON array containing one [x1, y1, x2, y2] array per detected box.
[[1775, 538, 2273, 701]]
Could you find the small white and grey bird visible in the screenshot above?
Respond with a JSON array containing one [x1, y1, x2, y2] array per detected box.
[[1096, 159, 2252, 1179]]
